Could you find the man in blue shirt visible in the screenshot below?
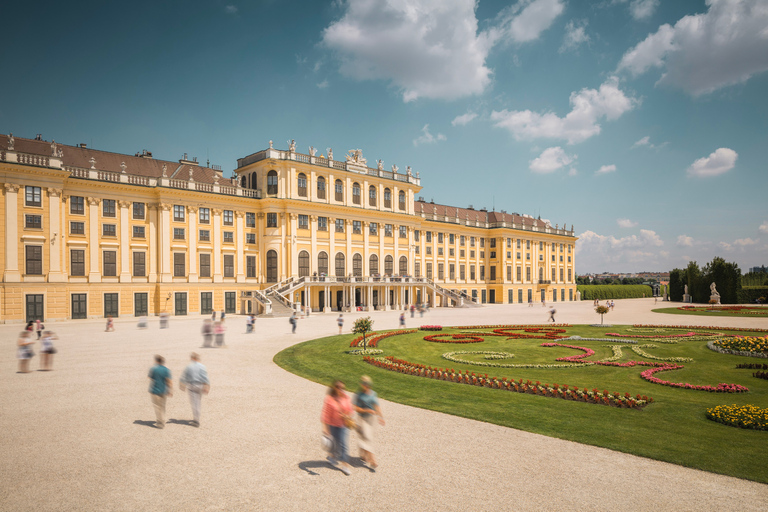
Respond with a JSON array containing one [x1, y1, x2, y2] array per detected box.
[[148, 355, 172, 429], [180, 352, 210, 427]]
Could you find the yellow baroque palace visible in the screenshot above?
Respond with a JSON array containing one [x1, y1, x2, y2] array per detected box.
[[0, 134, 577, 322]]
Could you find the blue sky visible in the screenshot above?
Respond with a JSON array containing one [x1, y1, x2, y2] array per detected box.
[[2, 0, 767, 273]]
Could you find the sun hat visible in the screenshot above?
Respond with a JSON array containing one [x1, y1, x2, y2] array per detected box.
[[360, 375, 372, 386]]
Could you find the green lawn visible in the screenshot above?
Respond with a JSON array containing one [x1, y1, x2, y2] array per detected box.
[[652, 306, 768, 318], [274, 324, 768, 483]]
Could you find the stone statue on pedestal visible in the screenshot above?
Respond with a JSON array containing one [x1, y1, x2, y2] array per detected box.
[[710, 282, 721, 304]]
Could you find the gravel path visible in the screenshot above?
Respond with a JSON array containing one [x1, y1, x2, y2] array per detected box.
[[2, 299, 767, 511]]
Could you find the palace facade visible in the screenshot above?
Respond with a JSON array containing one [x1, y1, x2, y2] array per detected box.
[[0, 134, 577, 322]]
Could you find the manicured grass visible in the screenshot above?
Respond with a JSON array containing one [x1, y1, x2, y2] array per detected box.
[[652, 306, 768, 318], [274, 324, 768, 483]]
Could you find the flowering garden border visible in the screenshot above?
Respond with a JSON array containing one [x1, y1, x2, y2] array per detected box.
[[706, 404, 768, 431], [349, 329, 416, 348], [634, 324, 768, 333]]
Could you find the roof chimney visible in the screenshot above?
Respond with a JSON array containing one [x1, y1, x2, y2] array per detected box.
[[79, 143, 87, 148]]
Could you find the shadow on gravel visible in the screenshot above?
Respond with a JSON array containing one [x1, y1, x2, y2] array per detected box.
[[299, 458, 373, 475], [167, 418, 196, 427], [133, 420, 159, 428]]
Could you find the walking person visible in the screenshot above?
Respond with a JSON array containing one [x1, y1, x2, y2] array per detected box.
[[39, 331, 57, 371], [248, 313, 256, 333], [321, 380, 354, 476], [214, 321, 226, 347], [399, 312, 405, 328], [410, 304, 415, 318], [548, 307, 556, 323], [105, 316, 115, 332], [17, 331, 35, 373], [137, 316, 148, 329], [179, 353, 210, 428], [35, 319, 44, 340], [201, 319, 213, 348], [290, 311, 297, 334], [220, 310, 226, 322], [354, 376, 385, 470], [148, 355, 172, 429], [337, 314, 344, 335], [159, 311, 169, 329]]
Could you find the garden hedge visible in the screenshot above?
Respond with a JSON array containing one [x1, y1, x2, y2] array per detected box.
[[577, 284, 654, 300]]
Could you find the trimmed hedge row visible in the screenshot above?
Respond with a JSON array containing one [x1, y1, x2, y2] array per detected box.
[[738, 287, 768, 304], [577, 284, 654, 300]]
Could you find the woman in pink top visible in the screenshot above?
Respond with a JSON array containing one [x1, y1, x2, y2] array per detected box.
[[321, 380, 353, 475]]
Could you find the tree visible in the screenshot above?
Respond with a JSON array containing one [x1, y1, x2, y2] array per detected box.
[[669, 268, 684, 301], [685, 261, 706, 303], [353, 316, 374, 349], [703, 256, 741, 304], [595, 305, 610, 325]]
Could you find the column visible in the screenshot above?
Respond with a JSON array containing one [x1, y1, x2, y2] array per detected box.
[[235, 211, 245, 282], [310, 215, 318, 274], [188, 206, 198, 282], [345, 219, 352, 277], [407, 226, 414, 276], [279, 212, 287, 280], [159, 203, 172, 282], [362, 221, 369, 276], [148, 204, 158, 282], [212, 208, 222, 283], [328, 217, 336, 276], [47, 188, 65, 282], [119, 201, 131, 282], [3, 184, 21, 282], [289, 213, 298, 278], [87, 197, 101, 282]]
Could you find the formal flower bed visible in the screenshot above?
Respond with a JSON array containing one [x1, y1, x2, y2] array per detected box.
[[425, 333, 485, 344], [711, 336, 768, 355], [606, 331, 698, 339], [347, 348, 384, 355], [349, 329, 416, 348], [634, 324, 768, 333], [630, 344, 694, 363], [564, 336, 638, 344], [362, 356, 651, 408], [540, 342, 595, 362], [452, 324, 572, 329], [736, 363, 768, 370], [754, 371, 768, 381], [640, 366, 749, 392], [706, 404, 768, 431], [419, 325, 443, 331], [441, 351, 583, 369], [679, 305, 768, 316]]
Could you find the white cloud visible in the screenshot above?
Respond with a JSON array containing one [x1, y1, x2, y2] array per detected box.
[[413, 124, 446, 146], [576, 229, 664, 268], [491, 76, 638, 144], [317, 80, 329, 89], [451, 112, 478, 126], [734, 237, 758, 246], [529, 146, 576, 173], [719, 241, 732, 251], [632, 136, 650, 147], [559, 19, 590, 53], [760, 221, 768, 234], [618, 0, 768, 95], [629, 0, 659, 21], [686, 148, 738, 177], [225, 5, 238, 14], [595, 164, 617, 175], [617, 218, 638, 228], [322, 0, 564, 102], [568, 167, 578, 176], [677, 235, 694, 247]]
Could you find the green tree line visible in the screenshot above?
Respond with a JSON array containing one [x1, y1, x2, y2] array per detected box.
[[668, 256, 766, 304]]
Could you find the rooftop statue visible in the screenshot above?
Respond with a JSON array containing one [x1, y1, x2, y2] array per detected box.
[[269, 140, 273, 149], [308, 146, 317, 157], [345, 149, 366, 165], [288, 139, 296, 152], [327, 148, 333, 160], [392, 164, 398, 173], [377, 159, 383, 171], [7, 133, 14, 150]]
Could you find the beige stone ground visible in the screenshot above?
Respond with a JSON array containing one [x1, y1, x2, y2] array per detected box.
[[1, 299, 767, 512]]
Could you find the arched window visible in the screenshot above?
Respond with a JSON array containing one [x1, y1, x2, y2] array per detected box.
[[298, 250, 310, 277], [353, 253, 362, 277], [369, 254, 379, 275], [384, 188, 392, 208], [384, 255, 393, 275], [352, 182, 361, 205], [318, 251, 328, 275], [398, 190, 406, 211], [335, 252, 345, 276], [399, 256, 408, 275], [369, 185, 377, 207], [335, 179, 344, 202], [297, 173, 307, 197], [317, 176, 326, 199], [251, 172, 257, 190], [241, 175, 247, 188], [267, 250, 278, 282], [267, 170, 278, 195]]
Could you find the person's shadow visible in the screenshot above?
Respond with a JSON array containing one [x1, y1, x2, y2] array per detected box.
[[167, 418, 195, 426], [298, 458, 371, 475], [133, 419, 195, 428], [133, 420, 159, 428]]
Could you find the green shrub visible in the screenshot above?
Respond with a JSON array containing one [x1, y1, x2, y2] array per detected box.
[[577, 284, 653, 300], [738, 287, 768, 304]]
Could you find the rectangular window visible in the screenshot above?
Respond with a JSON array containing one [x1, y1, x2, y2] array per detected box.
[[298, 214, 309, 229], [414, 230, 420, 242], [173, 228, 185, 240], [560, 268, 564, 282], [460, 265, 466, 280], [173, 205, 185, 222], [369, 222, 378, 235], [517, 266, 522, 281], [460, 235, 465, 246], [426, 262, 433, 279], [480, 265, 485, 280], [246, 212, 256, 227], [568, 269, 572, 282], [519, 289, 524, 303], [199, 230, 210, 242], [267, 213, 277, 228], [199, 254, 211, 277], [133, 202, 145, 220], [175, 292, 187, 316], [104, 293, 119, 318], [103, 199, 116, 217], [223, 210, 234, 226], [449, 248, 455, 256], [438, 247, 443, 256], [70, 250, 85, 276], [480, 238, 485, 248], [449, 263, 455, 280], [225, 291, 236, 314], [507, 251, 512, 259], [224, 254, 234, 277], [470, 236, 475, 247], [490, 266, 496, 281], [103, 224, 116, 237], [318, 216, 328, 231], [133, 226, 145, 238], [173, 253, 185, 277], [72, 294, 87, 319], [426, 231, 432, 242], [480, 251, 484, 258], [539, 241, 544, 251], [517, 239, 521, 249], [449, 234, 455, 244], [399, 226, 407, 238], [103, 250, 117, 276], [200, 292, 213, 315], [335, 219, 344, 233], [133, 252, 146, 277], [507, 265, 512, 281], [25, 214, 42, 229], [25, 186, 42, 207], [470, 265, 476, 280], [415, 246, 420, 255], [470, 250, 475, 258], [223, 231, 234, 243], [335, 180, 344, 201], [415, 261, 421, 277], [526, 240, 530, 249], [384, 224, 393, 237], [438, 233, 444, 243], [507, 238, 512, 248], [199, 208, 210, 224], [70, 196, 85, 215], [490, 251, 496, 259], [438, 263, 444, 280], [353, 220, 361, 234], [490, 238, 496, 248], [509, 289, 514, 303], [426, 246, 432, 255], [526, 267, 531, 281], [481, 290, 487, 304], [246, 233, 256, 244], [246, 256, 257, 278]]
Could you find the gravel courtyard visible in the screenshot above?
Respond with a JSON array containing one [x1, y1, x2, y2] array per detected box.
[[2, 299, 767, 511]]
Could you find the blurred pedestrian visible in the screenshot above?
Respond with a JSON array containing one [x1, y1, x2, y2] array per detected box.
[[39, 331, 57, 371], [549, 307, 556, 323], [220, 310, 226, 322], [337, 314, 344, 335], [354, 376, 385, 470], [201, 319, 213, 348], [159, 311, 169, 329], [25, 320, 34, 332], [179, 353, 210, 427], [399, 312, 405, 328], [35, 319, 44, 340], [105, 316, 115, 332], [17, 331, 35, 373], [290, 312, 297, 334], [214, 321, 226, 347], [148, 355, 172, 429], [245, 314, 253, 334], [249, 313, 256, 332], [137, 316, 148, 329], [410, 304, 415, 318], [211, 311, 216, 321], [322, 380, 354, 476]]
